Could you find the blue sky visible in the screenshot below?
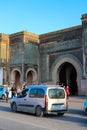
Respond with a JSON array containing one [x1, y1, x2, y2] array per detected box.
[[0, 0, 87, 35]]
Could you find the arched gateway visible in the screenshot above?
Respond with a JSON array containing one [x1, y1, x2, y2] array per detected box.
[[51, 54, 82, 95]]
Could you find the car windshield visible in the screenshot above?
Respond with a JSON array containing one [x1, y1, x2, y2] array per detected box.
[[48, 89, 65, 99], [0, 88, 4, 91]]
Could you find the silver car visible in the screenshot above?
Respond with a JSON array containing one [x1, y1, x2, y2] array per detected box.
[[10, 85, 68, 117]]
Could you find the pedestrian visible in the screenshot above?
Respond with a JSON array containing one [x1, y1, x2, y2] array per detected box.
[[17, 85, 22, 96], [61, 83, 64, 87], [23, 84, 28, 89], [6, 83, 10, 102], [66, 86, 70, 99], [11, 85, 17, 98]]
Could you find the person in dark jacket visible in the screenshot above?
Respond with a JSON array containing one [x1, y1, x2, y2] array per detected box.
[[11, 85, 17, 98]]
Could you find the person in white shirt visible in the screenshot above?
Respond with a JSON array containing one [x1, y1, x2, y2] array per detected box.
[[6, 83, 10, 102]]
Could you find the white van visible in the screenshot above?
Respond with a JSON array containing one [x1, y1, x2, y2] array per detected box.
[[10, 85, 68, 117]]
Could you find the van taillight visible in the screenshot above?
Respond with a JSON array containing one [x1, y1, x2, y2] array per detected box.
[[45, 95, 48, 107]]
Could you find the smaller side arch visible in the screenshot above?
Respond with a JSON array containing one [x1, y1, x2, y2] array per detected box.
[[10, 68, 21, 86], [26, 68, 38, 85]]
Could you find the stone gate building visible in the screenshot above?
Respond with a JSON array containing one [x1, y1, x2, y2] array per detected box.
[[0, 14, 87, 95]]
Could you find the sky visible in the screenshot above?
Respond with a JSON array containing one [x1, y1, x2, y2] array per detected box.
[[0, 0, 87, 35]]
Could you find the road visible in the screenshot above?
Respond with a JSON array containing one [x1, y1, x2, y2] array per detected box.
[[0, 96, 87, 130]]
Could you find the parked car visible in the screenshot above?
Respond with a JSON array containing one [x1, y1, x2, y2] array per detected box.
[[83, 100, 87, 115], [0, 85, 12, 99], [10, 85, 68, 117]]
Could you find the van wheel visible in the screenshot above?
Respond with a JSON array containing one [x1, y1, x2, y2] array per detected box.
[[85, 108, 87, 115], [11, 103, 17, 112], [57, 113, 64, 116], [35, 106, 43, 117], [2, 94, 5, 100]]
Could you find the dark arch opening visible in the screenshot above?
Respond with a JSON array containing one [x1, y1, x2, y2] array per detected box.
[[15, 71, 21, 86], [59, 62, 78, 95], [27, 70, 34, 85]]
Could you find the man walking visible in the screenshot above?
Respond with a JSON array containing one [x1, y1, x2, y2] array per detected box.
[[6, 83, 10, 102]]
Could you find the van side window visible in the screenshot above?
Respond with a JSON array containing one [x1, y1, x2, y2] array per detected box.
[[29, 89, 37, 97], [17, 89, 28, 98], [37, 89, 44, 98], [22, 89, 28, 97], [29, 88, 44, 98]]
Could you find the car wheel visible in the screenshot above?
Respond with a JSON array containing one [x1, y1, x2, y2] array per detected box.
[[11, 102, 17, 112], [2, 94, 6, 100], [35, 106, 44, 117]]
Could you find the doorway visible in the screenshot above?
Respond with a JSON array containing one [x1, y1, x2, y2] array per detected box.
[[59, 62, 78, 95], [27, 70, 34, 85], [11, 70, 21, 86]]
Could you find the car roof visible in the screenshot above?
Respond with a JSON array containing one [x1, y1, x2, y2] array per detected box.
[[0, 86, 6, 90], [0, 85, 6, 88], [28, 84, 64, 90]]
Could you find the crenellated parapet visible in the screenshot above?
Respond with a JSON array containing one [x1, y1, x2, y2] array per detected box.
[[39, 26, 82, 44], [9, 31, 39, 45], [23, 31, 39, 44]]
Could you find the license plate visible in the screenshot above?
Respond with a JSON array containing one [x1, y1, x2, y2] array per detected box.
[[52, 105, 61, 110]]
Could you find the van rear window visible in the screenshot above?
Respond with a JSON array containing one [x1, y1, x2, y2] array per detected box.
[[48, 89, 65, 99]]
